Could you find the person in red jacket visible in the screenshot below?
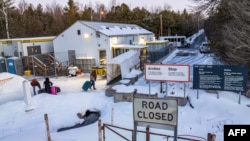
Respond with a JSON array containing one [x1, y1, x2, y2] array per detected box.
[[30, 78, 41, 95]]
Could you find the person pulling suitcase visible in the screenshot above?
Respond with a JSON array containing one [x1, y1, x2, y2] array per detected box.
[[89, 71, 96, 90]]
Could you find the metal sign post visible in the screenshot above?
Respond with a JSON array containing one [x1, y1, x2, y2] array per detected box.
[[238, 92, 241, 104], [133, 122, 137, 141], [148, 81, 151, 95]]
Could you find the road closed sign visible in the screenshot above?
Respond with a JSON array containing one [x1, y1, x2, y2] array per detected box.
[[133, 97, 178, 127], [145, 64, 190, 82]]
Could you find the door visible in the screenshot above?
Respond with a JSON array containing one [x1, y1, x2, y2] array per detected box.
[[68, 50, 76, 65], [0, 59, 7, 72], [99, 50, 106, 65], [7, 59, 15, 74], [27, 46, 41, 56]]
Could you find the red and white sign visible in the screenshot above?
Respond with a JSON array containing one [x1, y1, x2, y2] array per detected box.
[[145, 64, 190, 82]]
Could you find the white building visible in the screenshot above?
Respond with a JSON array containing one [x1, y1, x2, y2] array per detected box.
[[0, 36, 55, 57], [53, 21, 154, 73]]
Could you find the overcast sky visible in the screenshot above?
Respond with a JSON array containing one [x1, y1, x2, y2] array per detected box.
[[15, 0, 195, 12]]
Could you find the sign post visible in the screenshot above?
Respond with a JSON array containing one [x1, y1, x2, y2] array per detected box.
[[139, 64, 189, 140]]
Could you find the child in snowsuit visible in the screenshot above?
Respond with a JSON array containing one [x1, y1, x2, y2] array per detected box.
[[30, 78, 41, 95], [44, 77, 53, 94]]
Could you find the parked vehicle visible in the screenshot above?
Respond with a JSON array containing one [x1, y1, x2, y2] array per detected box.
[[159, 36, 189, 47], [200, 42, 211, 53]]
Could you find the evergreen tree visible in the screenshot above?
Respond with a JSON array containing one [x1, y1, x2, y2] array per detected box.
[[63, 0, 79, 27]]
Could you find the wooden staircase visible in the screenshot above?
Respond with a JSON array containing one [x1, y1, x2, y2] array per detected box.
[[24, 53, 68, 76]]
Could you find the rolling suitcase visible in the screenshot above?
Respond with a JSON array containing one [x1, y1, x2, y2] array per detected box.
[[82, 81, 91, 91], [50, 86, 57, 95]]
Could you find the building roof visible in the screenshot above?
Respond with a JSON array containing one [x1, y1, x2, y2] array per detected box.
[[112, 44, 147, 49], [0, 36, 56, 43], [78, 21, 153, 36]]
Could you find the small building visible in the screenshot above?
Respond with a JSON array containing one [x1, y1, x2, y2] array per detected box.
[[159, 35, 188, 47], [0, 36, 55, 57], [145, 40, 173, 62], [53, 21, 154, 73]]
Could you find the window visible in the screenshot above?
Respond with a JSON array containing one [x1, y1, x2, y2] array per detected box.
[[99, 50, 107, 65], [77, 30, 81, 35]]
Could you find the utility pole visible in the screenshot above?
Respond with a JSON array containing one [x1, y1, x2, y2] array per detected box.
[[160, 14, 163, 36], [197, 12, 200, 33], [0, 0, 10, 39]]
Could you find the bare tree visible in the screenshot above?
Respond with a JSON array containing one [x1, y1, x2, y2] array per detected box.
[[0, 0, 14, 38], [189, 0, 221, 14]]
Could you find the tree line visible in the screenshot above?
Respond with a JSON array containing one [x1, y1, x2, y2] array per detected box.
[[192, 0, 250, 88], [0, 0, 202, 39]]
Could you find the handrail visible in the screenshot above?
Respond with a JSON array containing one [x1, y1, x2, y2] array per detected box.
[[43, 53, 63, 72], [25, 56, 47, 76], [25, 54, 66, 76]]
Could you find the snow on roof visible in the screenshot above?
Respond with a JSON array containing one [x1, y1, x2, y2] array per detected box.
[[112, 84, 158, 94], [79, 21, 153, 36], [145, 40, 169, 44], [107, 50, 140, 81], [7, 56, 21, 60], [124, 69, 142, 78], [112, 44, 147, 49], [0, 36, 56, 41], [108, 50, 139, 64]]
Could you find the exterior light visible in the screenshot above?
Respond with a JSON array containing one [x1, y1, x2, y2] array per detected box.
[[84, 33, 91, 39]]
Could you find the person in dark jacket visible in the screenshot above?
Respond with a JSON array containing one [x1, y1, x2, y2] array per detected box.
[[57, 109, 101, 132], [90, 71, 96, 90], [30, 78, 41, 95], [44, 77, 53, 93]]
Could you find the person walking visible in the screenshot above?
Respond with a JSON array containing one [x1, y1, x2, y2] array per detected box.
[[90, 71, 96, 90], [30, 78, 41, 95], [44, 77, 53, 93]]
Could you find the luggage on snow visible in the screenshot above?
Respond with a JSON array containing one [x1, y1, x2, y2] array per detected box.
[[50, 86, 57, 95], [82, 81, 91, 91], [38, 86, 61, 94]]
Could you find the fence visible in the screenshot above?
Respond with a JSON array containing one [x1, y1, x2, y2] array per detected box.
[[98, 120, 210, 141]]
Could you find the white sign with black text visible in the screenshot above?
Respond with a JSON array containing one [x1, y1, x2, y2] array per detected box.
[[133, 97, 178, 126], [145, 64, 190, 82]]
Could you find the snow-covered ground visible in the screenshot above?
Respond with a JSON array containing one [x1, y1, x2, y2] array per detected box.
[[1, 48, 250, 141]]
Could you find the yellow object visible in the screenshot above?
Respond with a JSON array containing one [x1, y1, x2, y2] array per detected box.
[[97, 67, 105, 75], [92, 67, 106, 75], [24, 70, 31, 76]]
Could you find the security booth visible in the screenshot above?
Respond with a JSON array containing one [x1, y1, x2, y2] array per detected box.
[[145, 40, 172, 63], [112, 44, 148, 70]]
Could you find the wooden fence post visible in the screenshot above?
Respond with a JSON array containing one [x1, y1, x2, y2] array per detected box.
[[44, 114, 51, 141], [146, 127, 150, 141], [111, 108, 114, 125], [207, 133, 216, 141], [98, 119, 102, 141]]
